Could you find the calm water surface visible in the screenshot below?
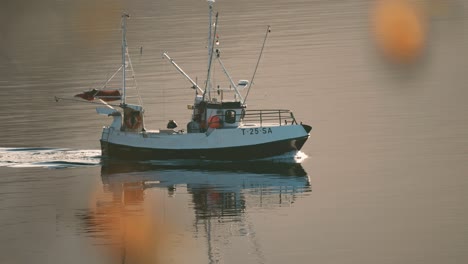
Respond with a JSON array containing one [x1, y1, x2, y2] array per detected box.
[[1, 0, 468, 263]]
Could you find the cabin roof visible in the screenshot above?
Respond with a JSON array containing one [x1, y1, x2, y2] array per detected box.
[[202, 101, 245, 109]]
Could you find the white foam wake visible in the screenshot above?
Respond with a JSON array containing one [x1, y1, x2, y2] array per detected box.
[[0, 147, 101, 168]]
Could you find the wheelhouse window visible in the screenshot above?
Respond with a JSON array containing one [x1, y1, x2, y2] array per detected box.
[[225, 110, 236, 124]]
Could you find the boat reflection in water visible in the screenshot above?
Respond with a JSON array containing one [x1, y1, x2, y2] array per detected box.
[[82, 160, 311, 263]]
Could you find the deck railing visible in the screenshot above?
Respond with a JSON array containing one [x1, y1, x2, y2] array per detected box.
[[241, 109, 297, 126]]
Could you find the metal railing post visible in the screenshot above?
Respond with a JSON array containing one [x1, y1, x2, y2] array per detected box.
[[260, 110, 263, 126], [278, 110, 282, 126]]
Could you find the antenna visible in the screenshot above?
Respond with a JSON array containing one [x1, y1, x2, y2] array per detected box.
[[243, 25, 271, 105]]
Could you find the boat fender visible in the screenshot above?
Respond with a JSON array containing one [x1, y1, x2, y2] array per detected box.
[[167, 120, 178, 129]]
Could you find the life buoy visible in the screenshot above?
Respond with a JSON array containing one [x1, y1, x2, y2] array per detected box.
[[125, 112, 142, 130], [208, 115, 221, 129]]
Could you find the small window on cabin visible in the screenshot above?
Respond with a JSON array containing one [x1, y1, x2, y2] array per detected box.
[[225, 110, 236, 124]]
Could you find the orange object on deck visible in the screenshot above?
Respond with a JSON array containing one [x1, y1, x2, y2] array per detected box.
[[208, 115, 221, 129]]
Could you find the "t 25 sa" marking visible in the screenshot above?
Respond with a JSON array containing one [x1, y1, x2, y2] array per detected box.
[[241, 127, 273, 135]]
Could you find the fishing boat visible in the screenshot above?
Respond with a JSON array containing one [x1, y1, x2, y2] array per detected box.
[[59, 0, 311, 161]]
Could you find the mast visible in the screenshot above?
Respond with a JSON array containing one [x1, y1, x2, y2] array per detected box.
[[208, 0, 214, 61], [206, 0, 215, 101], [203, 11, 218, 102], [121, 13, 129, 106]]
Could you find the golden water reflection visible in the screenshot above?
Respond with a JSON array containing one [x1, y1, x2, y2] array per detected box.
[[80, 161, 311, 263]]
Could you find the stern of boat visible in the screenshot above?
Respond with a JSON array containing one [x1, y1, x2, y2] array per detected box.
[[100, 139, 109, 157]]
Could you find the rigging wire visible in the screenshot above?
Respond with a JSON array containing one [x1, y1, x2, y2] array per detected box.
[[243, 25, 271, 105]]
